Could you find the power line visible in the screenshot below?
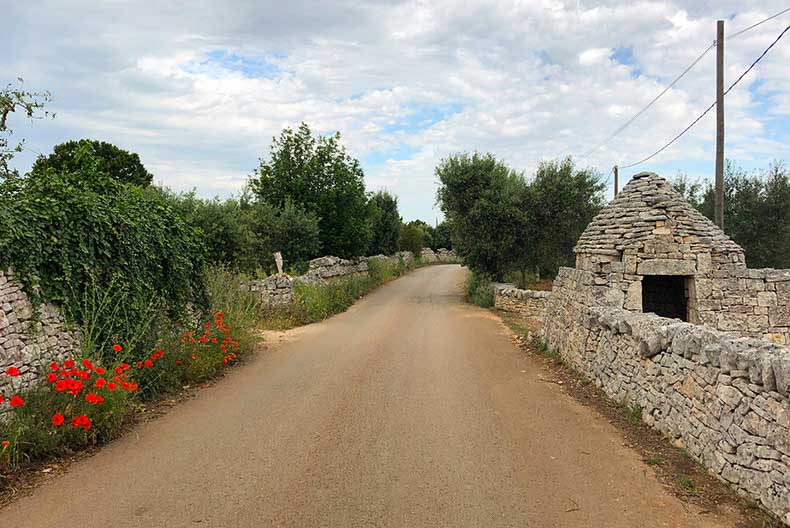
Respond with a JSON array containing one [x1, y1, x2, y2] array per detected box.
[[579, 43, 715, 160], [620, 23, 789, 169], [580, 6, 790, 161], [729, 6, 790, 40]]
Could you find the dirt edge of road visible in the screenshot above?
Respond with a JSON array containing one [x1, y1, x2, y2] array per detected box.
[[497, 312, 782, 528]]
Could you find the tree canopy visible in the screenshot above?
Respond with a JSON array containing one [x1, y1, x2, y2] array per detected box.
[[674, 160, 790, 269], [367, 191, 401, 255], [436, 153, 604, 281], [0, 82, 52, 178], [249, 123, 371, 258], [32, 138, 154, 187]]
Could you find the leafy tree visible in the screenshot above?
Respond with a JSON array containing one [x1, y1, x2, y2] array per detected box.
[[0, 82, 52, 178], [436, 154, 603, 281], [367, 191, 401, 255], [435, 152, 531, 280], [399, 223, 424, 255], [526, 157, 605, 277], [678, 161, 790, 268], [244, 200, 321, 274], [433, 221, 453, 250], [249, 123, 371, 257], [406, 219, 435, 250], [32, 138, 153, 187]]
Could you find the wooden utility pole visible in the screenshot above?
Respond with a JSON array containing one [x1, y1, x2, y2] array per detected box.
[[613, 165, 619, 198], [715, 20, 725, 228]]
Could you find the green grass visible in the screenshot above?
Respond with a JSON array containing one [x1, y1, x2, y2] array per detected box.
[[266, 256, 414, 328], [678, 474, 698, 494], [646, 456, 665, 466], [624, 403, 644, 425]]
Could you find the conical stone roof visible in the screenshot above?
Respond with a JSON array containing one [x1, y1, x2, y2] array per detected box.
[[574, 172, 743, 255]]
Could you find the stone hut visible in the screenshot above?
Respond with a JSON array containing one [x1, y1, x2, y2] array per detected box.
[[573, 172, 789, 344]]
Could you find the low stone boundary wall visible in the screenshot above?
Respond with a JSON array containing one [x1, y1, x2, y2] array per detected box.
[[420, 247, 460, 263], [494, 285, 550, 323], [242, 252, 417, 308], [542, 268, 790, 523], [0, 271, 80, 418]]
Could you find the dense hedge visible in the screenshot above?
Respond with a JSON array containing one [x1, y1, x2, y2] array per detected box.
[[0, 144, 206, 350]]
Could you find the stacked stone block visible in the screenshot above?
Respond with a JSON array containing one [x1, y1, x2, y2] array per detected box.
[[542, 266, 790, 523], [493, 285, 551, 322], [0, 270, 80, 418]]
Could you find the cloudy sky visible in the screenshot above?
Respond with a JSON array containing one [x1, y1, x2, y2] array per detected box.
[[3, 1, 788, 221]]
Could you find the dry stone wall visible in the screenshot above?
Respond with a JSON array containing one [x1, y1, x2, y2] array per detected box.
[[242, 252, 417, 308], [493, 285, 550, 322], [542, 267, 790, 523], [0, 271, 80, 418]]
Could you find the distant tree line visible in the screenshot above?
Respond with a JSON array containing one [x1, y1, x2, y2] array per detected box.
[[673, 161, 790, 269], [436, 153, 605, 285]]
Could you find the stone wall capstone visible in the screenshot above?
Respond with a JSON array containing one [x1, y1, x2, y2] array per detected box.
[[0, 270, 81, 418], [542, 267, 790, 524]]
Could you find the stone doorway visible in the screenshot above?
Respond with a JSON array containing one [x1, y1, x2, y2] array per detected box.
[[641, 275, 689, 322]]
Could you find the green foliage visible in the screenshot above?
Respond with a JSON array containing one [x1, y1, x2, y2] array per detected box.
[[163, 191, 320, 275], [435, 152, 532, 280], [399, 222, 424, 255], [436, 153, 603, 280], [624, 403, 643, 425], [465, 271, 494, 308], [32, 139, 154, 187], [527, 158, 605, 277], [674, 161, 790, 268], [249, 123, 371, 257], [367, 191, 401, 255], [246, 200, 321, 274], [432, 221, 453, 250], [0, 143, 206, 350], [0, 81, 52, 178]]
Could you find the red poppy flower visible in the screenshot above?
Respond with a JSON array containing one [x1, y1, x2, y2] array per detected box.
[[175, 360, 183, 366], [82, 359, 94, 370], [121, 381, 130, 390], [46, 372, 58, 383], [144, 359, 153, 368], [136, 361, 143, 369], [114, 367, 123, 375], [121, 363, 130, 371], [55, 380, 68, 392], [95, 367, 105, 375], [0, 395, 4, 405], [71, 415, 91, 430], [64, 359, 75, 369], [200, 336, 207, 343], [85, 393, 104, 404], [50, 362, 60, 371], [128, 381, 138, 391], [112, 344, 123, 352], [107, 382, 117, 391], [1, 441, 9, 447], [95, 378, 107, 388], [9, 395, 24, 408], [52, 413, 65, 427], [5, 366, 20, 377]]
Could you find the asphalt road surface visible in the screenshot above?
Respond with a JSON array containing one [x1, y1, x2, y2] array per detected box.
[[0, 265, 739, 527]]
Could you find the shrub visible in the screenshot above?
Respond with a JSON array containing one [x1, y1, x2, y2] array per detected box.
[[466, 271, 494, 308]]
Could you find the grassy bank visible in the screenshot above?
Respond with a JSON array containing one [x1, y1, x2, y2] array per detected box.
[[0, 265, 262, 475], [263, 255, 415, 328]]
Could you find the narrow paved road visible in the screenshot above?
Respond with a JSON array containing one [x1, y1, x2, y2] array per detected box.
[[1, 265, 738, 527]]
